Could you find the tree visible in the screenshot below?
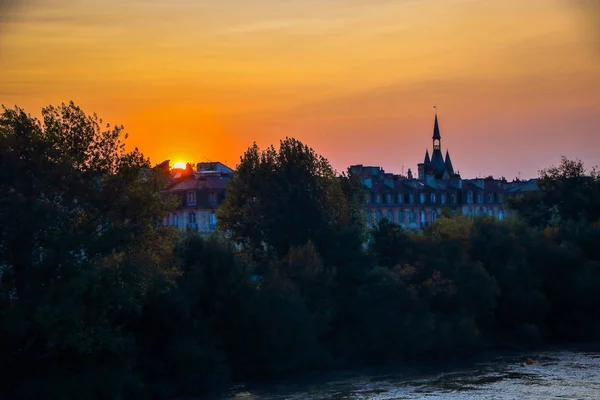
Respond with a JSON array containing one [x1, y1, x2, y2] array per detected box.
[[508, 157, 600, 226], [217, 137, 363, 264], [0, 102, 177, 398]]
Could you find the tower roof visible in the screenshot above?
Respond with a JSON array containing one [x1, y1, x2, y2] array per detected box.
[[431, 149, 445, 176], [424, 149, 431, 164], [432, 113, 441, 140], [445, 150, 455, 175]]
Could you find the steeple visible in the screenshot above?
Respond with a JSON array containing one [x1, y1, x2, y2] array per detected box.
[[424, 149, 431, 164], [444, 150, 455, 175], [432, 111, 441, 151], [433, 113, 441, 140]]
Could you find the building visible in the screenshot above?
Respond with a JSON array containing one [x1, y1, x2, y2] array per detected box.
[[161, 161, 233, 233], [350, 113, 538, 229], [159, 114, 538, 233]]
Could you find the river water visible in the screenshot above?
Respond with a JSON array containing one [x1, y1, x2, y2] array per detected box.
[[223, 350, 600, 399]]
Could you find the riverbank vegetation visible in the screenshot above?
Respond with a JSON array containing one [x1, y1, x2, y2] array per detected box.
[[1, 103, 599, 399]]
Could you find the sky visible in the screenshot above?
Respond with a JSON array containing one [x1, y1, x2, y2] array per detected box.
[[1, 0, 599, 179]]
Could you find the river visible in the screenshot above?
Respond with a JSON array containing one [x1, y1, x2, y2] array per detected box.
[[222, 349, 600, 399]]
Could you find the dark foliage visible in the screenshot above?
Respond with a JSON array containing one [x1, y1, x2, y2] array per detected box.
[[1, 104, 599, 398]]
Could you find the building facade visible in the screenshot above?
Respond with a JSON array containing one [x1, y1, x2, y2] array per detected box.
[[160, 114, 538, 233], [161, 161, 233, 234], [350, 113, 538, 229]]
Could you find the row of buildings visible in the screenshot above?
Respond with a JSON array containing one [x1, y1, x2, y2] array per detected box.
[[160, 114, 538, 233]]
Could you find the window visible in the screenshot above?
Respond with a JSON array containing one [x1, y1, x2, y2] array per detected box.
[[365, 194, 370, 204], [187, 191, 196, 206], [498, 194, 504, 204], [498, 210, 504, 220], [409, 194, 414, 204], [488, 193, 493, 203], [376, 211, 382, 221], [441, 193, 447, 204], [467, 191, 473, 204], [209, 212, 217, 230], [386, 194, 392, 204], [432, 211, 437, 223], [398, 194, 403, 204], [398, 210, 404, 224], [173, 213, 179, 226], [430, 193, 436, 204], [387, 211, 393, 221], [409, 210, 415, 223], [375, 194, 381, 204], [420, 211, 426, 224], [209, 192, 217, 204], [477, 192, 483, 204], [419, 193, 425, 204], [189, 212, 196, 223], [452, 193, 457, 204]]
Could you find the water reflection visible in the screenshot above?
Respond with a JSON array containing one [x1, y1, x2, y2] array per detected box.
[[223, 350, 600, 399]]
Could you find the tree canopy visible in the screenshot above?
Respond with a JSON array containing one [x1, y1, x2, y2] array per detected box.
[[217, 137, 365, 263]]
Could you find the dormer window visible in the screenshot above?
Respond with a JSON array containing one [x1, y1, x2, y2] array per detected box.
[[187, 191, 196, 206]]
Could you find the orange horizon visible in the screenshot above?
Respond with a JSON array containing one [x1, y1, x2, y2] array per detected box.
[[1, 0, 599, 179]]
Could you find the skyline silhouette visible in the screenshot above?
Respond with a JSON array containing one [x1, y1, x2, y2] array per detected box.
[[1, 0, 599, 179]]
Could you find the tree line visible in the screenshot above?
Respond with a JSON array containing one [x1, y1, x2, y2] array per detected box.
[[1, 103, 599, 399]]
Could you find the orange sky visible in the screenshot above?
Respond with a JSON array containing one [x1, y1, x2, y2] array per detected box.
[[1, 0, 599, 179]]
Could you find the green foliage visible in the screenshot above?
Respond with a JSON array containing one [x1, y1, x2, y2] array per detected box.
[[508, 156, 600, 226], [2, 103, 599, 398], [217, 138, 363, 263], [0, 102, 177, 398]]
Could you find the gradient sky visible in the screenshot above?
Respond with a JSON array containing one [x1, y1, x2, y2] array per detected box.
[[1, 0, 599, 179]]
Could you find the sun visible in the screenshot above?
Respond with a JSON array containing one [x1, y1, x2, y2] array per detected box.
[[172, 161, 186, 170]]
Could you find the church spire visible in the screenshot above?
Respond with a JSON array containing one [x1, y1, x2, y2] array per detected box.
[[432, 108, 441, 151], [433, 113, 441, 140], [445, 150, 455, 175], [424, 149, 431, 164]]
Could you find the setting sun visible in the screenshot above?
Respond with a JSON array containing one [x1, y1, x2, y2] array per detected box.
[[172, 161, 186, 170]]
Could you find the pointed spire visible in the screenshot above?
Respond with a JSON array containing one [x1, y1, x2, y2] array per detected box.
[[424, 149, 431, 164], [445, 150, 455, 175], [432, 112, 441, 140]]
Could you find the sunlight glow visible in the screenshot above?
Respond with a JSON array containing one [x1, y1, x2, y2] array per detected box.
[[172, 161, 186, 170]]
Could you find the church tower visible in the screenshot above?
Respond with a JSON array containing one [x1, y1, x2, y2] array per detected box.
[[418, 109, 459, 181]]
